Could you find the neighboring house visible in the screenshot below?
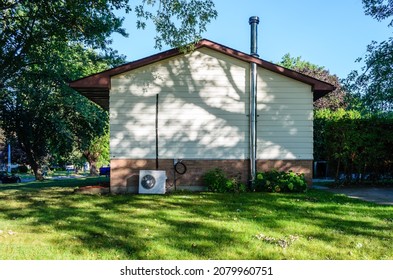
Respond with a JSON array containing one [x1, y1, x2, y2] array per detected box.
[[70, 36, 334, 194]]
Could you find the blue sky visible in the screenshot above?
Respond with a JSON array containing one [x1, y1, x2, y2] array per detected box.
[[110, 0, 391, 79]]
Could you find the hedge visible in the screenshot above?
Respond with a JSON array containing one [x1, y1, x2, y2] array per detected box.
[[314, 109, 393, 184]]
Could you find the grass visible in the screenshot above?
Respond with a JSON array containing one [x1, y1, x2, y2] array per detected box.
[[0, 179, 392, 260], [14, 170, 91, 181]]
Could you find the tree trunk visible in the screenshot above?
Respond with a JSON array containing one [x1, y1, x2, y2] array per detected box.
[[335, 159, 341, 186], [89, 160, 98, 176], [29, 157, 44, 181], [83, 151, 99, 176], [21, 143, 44, 180]]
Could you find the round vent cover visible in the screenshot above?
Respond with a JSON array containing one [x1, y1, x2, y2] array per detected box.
[[141, 174, 156, 189]]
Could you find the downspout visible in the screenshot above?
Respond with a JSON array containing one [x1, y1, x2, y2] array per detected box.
[[249, 16, 259, 187], [155, 93, 159, 170]]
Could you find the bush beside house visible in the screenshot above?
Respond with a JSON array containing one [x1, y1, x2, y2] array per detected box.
[[203, 168, 307, 193], [314, 109, 393, 184]]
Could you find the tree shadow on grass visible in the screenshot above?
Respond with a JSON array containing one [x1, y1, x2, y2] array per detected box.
[[0, 187, 391, 259], [0, 188, 238, 259], [0, 176, 109, 191]]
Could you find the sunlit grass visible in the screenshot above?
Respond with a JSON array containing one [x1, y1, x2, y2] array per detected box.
[[0, 181, 392, 260]]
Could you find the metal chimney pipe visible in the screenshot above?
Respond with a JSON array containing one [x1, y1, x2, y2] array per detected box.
[[249, 16, 259, 187], [249, 16, 260, 57]]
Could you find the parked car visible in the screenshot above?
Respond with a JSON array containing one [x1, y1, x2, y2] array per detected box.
[[0, 171, 21, 184], [99, 166, 110, 176], [65, 165, 75, 172]]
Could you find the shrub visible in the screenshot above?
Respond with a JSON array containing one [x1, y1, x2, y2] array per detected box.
[[254, 170, 307, 193], [203, 168, 246, 193], [314, 109, 393, 184], [225, 176, 247, 193]]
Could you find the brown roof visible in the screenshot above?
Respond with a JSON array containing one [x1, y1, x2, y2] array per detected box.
[[69, 39, 335, 109]]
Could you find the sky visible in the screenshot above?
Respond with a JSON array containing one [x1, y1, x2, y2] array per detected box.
[[109, 0, 392, 79]]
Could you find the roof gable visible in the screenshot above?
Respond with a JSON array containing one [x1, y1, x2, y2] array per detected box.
[[69, 39, 335, 109]]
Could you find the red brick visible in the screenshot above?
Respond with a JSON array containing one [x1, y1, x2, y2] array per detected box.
[[110, 158, 313, 194]]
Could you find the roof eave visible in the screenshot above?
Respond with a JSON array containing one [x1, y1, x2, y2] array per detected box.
[[69, 39, 335, 109]]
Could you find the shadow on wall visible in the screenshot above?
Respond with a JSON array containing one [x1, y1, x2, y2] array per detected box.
[[111, 158, 251, 193], [109, 48, 312, 191], [110, 48, 307, 160]]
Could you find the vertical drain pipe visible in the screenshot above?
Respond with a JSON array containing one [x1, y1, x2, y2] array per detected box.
[[155, 93, 159, 170], [249, 16, 259, 187]]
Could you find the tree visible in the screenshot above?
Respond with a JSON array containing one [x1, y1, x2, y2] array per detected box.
[[0, 131, 27, 169], [345, 0, 393, 112], [0, 1, 218, 180], [0, 0, 127, 89], [362, 0, 393, 26], [83, 128, 110, 176], [0, 41, 115, 180], [278, 54, 347, 110], [0, 0, 218, 89], [135, 0, 218, 50], [0, 128, 5, 167]]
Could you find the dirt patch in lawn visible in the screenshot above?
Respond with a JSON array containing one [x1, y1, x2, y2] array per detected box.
[[74, 182, 110, 195]]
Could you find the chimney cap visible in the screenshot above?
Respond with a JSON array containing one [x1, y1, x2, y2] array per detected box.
[[249, 16, 260, 24]]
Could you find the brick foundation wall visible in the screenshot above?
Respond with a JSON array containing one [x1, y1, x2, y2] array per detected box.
[[110, 158, 312, 194]]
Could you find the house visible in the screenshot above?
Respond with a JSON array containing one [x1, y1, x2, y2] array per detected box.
[[70, 19, 334, 194]]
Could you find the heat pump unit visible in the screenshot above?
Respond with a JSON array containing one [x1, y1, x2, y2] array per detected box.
[[139, 170, 166, 194]]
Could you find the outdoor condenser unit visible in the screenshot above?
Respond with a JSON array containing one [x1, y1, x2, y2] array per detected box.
[[138, 170, 167, 194]]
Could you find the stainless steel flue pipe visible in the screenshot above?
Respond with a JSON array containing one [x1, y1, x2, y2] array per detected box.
[[249, 16, 259, 185]]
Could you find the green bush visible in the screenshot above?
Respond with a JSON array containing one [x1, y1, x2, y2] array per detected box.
[[314, 109, 393, 184], [203, 168, 246, 193], [254, 170, 307, 193]]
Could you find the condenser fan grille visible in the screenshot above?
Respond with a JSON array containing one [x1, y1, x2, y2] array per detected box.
[[141, 174, 156, 189], [138, 170, 166, 194]]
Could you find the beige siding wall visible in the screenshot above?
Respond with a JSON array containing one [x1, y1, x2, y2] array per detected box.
[[110, 47, 314, 161], [110, 48, 249, 159], [257, 68, 313, 160]]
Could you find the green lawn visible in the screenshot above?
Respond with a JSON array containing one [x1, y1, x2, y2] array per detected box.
[[0, 179, 392, 260]]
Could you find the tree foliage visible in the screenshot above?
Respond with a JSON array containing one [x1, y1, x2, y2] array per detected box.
[[345, 0, 393, 112], [0, 0, 217, 88], [0, 0, 128, 88], [135, 0, 218, 51], [279, 54, 347, 110], [362, 0, 393, 26], [0, 58, 109, 179], [0, 0, 217, 179]]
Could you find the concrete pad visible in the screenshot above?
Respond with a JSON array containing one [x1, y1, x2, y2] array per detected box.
[[313, 185, 393, 205]]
